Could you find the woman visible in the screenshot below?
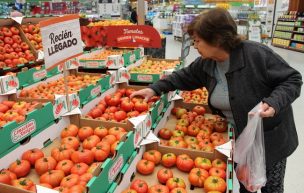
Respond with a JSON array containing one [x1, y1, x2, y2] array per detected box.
[[131, 8, 302, 193]]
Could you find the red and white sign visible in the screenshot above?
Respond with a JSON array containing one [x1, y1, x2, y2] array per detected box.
[[11, 120, 36, 143], [40, 15, 83, 70], [108, 155, 124, 182], [106, 25, 161, 48]]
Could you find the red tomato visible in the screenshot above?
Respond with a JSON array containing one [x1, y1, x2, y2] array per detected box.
[[130, 179, 149, 193], [40, 170, 65, 188], [136, 159, 155, 175], [68, 184, 86, 193], [158, 128, 172, 140], [92, 142, 111, 161], [212, 159, 227, 170], [121, 101, 134, 112], [71, 163, 89, 175], [170, 187, 187, 193], [114, 110, 127, 122], [0, 170, 12, 185], [101, 134, 117, 145], [122, 189, 137, 193], [21, 148, 44, 166], [134, 101, 149, 112], [71, 149, 94, 165], [204, 176, 226, 193], [61, 136, 80, 150], [12, 178, 34, 190], [157, 168, 173, 184], [56, 160, 74, 175], [161, 153, 177, 168], [188, 168, 209, 187], [61, 124, 79, 138], [108, 126, 126, 136], [94, 126, 108, 139], [9, 159, 31, 178], [148, 184, 169, 193], [143, 150, 162, 165], [187, 125, 200, 137], [166, 177, 186, 190], [82, 135, 101, 150], [192, 105, 205, 115], [194, 157, 212, 170], [53, 186, 69, 193], [51, 146, 74, 162], [209, 167, 226, 179], [60, 174, 80, 188], [176, 154, 194, 172], [78, 126, 94, 141], [35, 157, 57, 175], [79, 173, 93, 184]]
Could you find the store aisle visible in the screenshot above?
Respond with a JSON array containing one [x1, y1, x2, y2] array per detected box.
[[165, 35, 304, 193]]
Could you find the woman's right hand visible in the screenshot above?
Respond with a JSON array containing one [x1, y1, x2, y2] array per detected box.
[[130, 88, 156, 102]]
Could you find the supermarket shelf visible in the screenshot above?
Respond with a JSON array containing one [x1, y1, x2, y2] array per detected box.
[[291, 39, 304, 43], [277, 24, 295, 27], [288, 47, 304, 53], [272, 44, 304, 53], [293, 31, 304, 34], [295, 26, 304, 28], [272, 43, 289, 49], [273, 36, 292, 40], [278, 19, 296, 22]]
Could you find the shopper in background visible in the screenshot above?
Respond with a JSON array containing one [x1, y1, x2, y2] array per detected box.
[[10, 6, 23, 17], [131, 8, 302, 193], [130, 7, 138, 24]]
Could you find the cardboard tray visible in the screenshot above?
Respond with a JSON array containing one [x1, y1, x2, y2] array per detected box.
[[129, 57, 182, 84], [0, 115, 136, 193], [0, 101, 56, 158], [112, 142, 233, 193]]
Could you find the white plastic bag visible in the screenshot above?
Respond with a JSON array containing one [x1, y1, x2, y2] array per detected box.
[[234, 102, 267, 192]]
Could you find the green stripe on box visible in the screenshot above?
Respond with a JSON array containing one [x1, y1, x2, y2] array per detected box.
[[121, 163, 129, 174], [228, 163, 233, 172], [228, 179, 233, 190]]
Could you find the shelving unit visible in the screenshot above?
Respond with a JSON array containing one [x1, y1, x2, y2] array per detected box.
[[272, 11, 304, 53]]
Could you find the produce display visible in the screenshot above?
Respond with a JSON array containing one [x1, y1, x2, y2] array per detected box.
[[87, 20, 134, 26], [0, 26, 36, 68], [0, 100, 40, 126], [122, 149, 227, 193], [129, 60, 180, 74], [21, 24, 43, 51], [181, 88, 208, 105], [158, 105, 228, 152], [85, 88, 161, 122], [80, 50, 123, 60], [0, 124, 129, 192], [18, 74, 103, 99]]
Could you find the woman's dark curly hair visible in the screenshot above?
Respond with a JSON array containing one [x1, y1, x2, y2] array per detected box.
[[188, 8, 242, 52]]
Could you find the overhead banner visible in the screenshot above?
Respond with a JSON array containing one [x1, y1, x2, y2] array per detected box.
[[106, 25, 161, 48], [40, 15, 83, 70]]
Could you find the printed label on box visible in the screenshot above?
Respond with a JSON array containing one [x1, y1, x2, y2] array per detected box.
[[130, 54, 136, 63], [91, 85, 102, 98], [1, 76, 19, 93], [137, 75, 153, 82], [157, 101, 164, 115], [53, 97, 67, 118], [140, 48, 144, 57], [69, 94, 80, 110], [134, 130, 141, 147], [33, 69, 47, 82], [11, 119, 36, 143], [108, 155, 124, 183], [85, 61, 102, 68], [57, 63, 64, 72]]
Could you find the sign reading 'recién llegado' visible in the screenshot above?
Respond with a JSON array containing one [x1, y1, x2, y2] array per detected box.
[[40, 15, 83, 70]]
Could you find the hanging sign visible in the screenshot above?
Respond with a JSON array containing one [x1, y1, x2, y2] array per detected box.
[[40, 15, 83, 70], [106, 25, 161, 48]]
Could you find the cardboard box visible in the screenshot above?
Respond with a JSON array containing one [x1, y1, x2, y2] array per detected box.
[[112, 142, 233, 193], [0, 115, 136, 193], [129, 57, 182, 83]]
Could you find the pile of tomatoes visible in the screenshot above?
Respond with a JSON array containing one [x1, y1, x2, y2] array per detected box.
[[158, 105, 228, 152], [85, 88, 160, 123], [0, 124, 128, 193], [0, 100, 40, 127], [21, 24, 43, 51], [122, 149, 227, 193]]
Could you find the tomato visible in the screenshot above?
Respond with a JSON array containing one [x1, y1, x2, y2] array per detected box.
[[71, 163, 89, 175], [176, 118, 189, 127], [20, 148, 44, 166], [105, 95, 120, 106], [122, 189, 137, 193], [136, 159, 155, 175], [80, 173, 93, 184], [53, 186, 69, 193], [168, 140, 187, 149], [130, 179, 148, 193], [61, 124, 79, 138], [143, 150, 162, 165], [192, 106, 205, 115], [0, 103, 9, 113], [62, 136, 80, 150], [176, 154, 194, 172], [1, 100, 15, 108], [212, 159, 227, 170], [184, 136, 198, 145], [78, 126, 94, 141], [188, 168, 209, 187], [30, 183, 53, 192], [56, 160, 74, 175], [71, 149, 94, 165], [121, 101, 134, 112], [40, 170, 65, 188], [203, 120, 214, 132], [35, 157, 57, 175], [148, 184, 169, 193], [101, 134, 117, 145], [82, 135, 101, 150], [187, 144, 201, 150], [87, 162, 101, 174], [12, 178, 34, 190], [9, 159, 31, 178], [214, 121, 227, 133], [108, 127, 126, 136], [204, 176, 226, 193], [187, 125, 200, 137], [115, 131, 127, 141], [68, 184, 86, 193], [209, 167, 226, 179], [170, 187, 187, 193], [158, 128, 172, 140], [194, 157, 212, 171], [92, 142, 111, 161], [212, 138, 226, 146], [111, 141, 119, 155], [90, 108, 103, 118], [0, 170, 12, 185], [114, 110, 127, 122], [134, 101, 149, 112], [157, 168, 173, 184], [51, 146, 74, 162], [60, 174, 80, 188], [161, 153, 176, 168], [94, 126, 108, 139], [196, 131, 210, 143], [172, 130, 185, 138], [210, 133, 223, 142]]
